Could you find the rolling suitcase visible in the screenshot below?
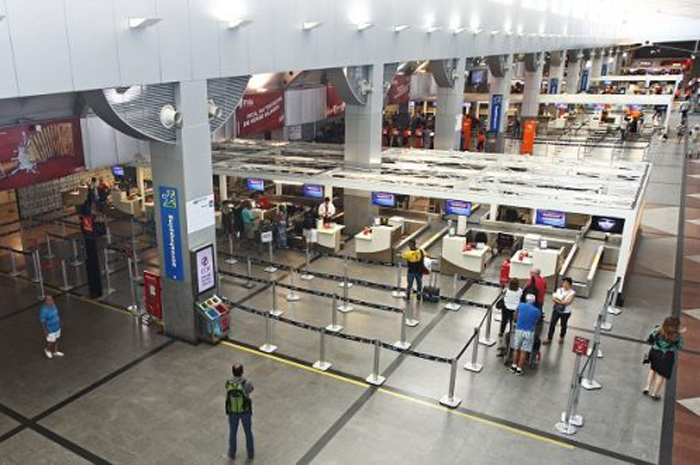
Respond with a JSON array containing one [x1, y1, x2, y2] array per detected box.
[[422, 271, 440, 303]]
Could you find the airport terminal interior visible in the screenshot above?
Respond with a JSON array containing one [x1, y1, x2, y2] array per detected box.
[[1, 1, 700, 464]]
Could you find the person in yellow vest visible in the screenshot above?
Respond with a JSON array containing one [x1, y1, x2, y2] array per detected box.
[[401, 240, 428, 300]]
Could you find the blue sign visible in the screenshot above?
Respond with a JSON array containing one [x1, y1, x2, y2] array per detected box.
[[371, 192, 396, 208], [489, 94, 503, 133], [159, 186, 184, 281], [601, 64, 608, 77], [549, 78, 559, 94], [445, 200, 472, 216], [580, 69, 589, 92], [247, 179, 265, 191], [303, 184, 324, 199], [536, 210, 566, 228]]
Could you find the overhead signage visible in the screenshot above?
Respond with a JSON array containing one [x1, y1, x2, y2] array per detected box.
[[601, 64, 608, 76], [536, 210, 566, 228], [194, 244, 216, 295], [489, 94, 503, 133], [549, 78, 559, 94], [580, 69, 590, 92], [159, 186, 184, 281], [186, 194, 215, 235], [261, 231, 273, 243], [445, 200, 472, 216], [371, 192, 396, 208], [236, 91, 284, 136], [247, 178, 265, 191], [386, 75, 411, 105]]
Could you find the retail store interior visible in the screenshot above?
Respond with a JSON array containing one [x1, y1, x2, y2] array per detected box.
[[0, 1, 699, 464]]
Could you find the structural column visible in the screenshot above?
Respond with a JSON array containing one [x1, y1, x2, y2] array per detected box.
[[548, 50, 566, 94], [487, 54, 514, 152], [589, 49, 604, 86], [219, 175, 228, 201], [151, 80, 217, 343], [522, 53, 544, 120], [434, 58, 466, 151], [565, 51, 583, 94]]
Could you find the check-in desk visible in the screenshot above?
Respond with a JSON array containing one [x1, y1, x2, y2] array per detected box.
[[510, 248, 562, 287], [316, 220, 344, 253], [441, 235, 491, 278], [112, 191, 143, 217], [355, 223, 402, 262]]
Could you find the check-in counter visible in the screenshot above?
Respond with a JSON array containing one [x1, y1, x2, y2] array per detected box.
[[316, 220, 345, 253], [510, 248, 562, 287], [355, 222, 402, 262], [441, 235, 491, 277], [113, 190, 143, 217]]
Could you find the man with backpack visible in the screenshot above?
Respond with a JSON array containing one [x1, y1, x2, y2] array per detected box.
[[225, 364, 255, 460], [401, 240, 427, 300]]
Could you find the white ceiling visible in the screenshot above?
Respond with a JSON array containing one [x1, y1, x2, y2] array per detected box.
[[634, 0, 700, 18]]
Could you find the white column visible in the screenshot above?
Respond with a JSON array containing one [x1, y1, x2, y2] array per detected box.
[[522, 55, 544, 119], [275, 182, 283, 196], [434, 58, 466, 151], [548, 51, 566, 94], [565, 53, 582, 94], [136, 167, 146, 211], [344, 65, 384, 169], [219, 175, 228, 201], [590, 51, 603, 81]]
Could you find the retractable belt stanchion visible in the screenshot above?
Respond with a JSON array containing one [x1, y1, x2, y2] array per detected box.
[[102, 248, 115, 297], [338, 255, 352, 289], [365, 339, 386, 386], [264, 240, 278, 273], [445, 274, 461, 311], [607, 282, 622, 316], [243, 257, 255, 289], [439, 359, 462, 408], [393, 304, 411, 350], [587, 310, 604, 359], [392, 262, 406, 298], [9, 250, 19, 277], [555, 350, 583, 435], [464, 327, 483, 373], [106, 222, 116, 255], [34, 250, 45, 300], [326, 294, 343, 333], [104, 246, 114, 273], [132, 246, 142, 283], [600, 292, 613, 331], [60, 259, 72, 291], [405, 296, 419, 327], [312, 329, 332, 372], [70, 238, 82, 267], [286, 269, 301, 302], [269, 282, 283, 317], [479, 305, 496, 346], [225, 234, 237, 265], [582, 314, 603, 391], [44, 234, 55, 259], [301, 244, 314, 281], [337, 273, 354, 313], [31, 249, 41, 283], [259, 310, 278, 354], [127, 257, 140, 314]]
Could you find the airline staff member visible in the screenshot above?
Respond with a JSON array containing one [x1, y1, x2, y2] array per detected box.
[[318, 197, 336, 226]]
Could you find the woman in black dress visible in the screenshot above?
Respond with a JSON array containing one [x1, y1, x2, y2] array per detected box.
[[644, 316, 684, 400]]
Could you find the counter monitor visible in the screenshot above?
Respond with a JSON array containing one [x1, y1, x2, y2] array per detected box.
[[371, 192, 395, 208], [445, 200, 472, 216], [247, 178, 265, 191], [303, 184, 324, 199], [591, 216, 625, 234], [535, 210, 566, 228]]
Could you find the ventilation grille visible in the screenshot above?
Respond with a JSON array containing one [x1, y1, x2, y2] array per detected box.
[[208, 76, 249, 133]]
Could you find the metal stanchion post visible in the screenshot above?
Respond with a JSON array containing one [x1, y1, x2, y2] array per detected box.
[[393, 304, 411, 350], [127, 257, 139, 314], [337, 275, 354, 313], [35, 250, 45, 300], [600, 300, 613, 331], [45, 235, 55, 259], [581, 339, 602, 391], [264, 241, 278, 273], [60, 259, 72, 291], [243, 257, 255, 289], [326, 294, 343, 333], [106, 222, 116, 255], [102, 248, 115, 297], [445, 274, 461, 311], [269, 282, 283, 317], [392, 262, 406, 298], [338, 255, 353, 289], [61, 221, 67, 237], [587, 312, 604, 359], [9, 251, 19, 277], [301, 244, 314, 281], [607, 284, 622, 316], [31, 250, 40, 282], [132, 247, 142, 283], [70, 238, 82, 267], [365, 339, 386, 386], [104, 247, 114, 273], [312, 329, 332, 372], [405, 296, 419, 327], [259, 311, 278, 353], [225, 234, 237, 265], [286, 269, 301, 302], [464, 327, 483, 372], [439, 359, 462, 408], [479, 306, 496, 346], [555, 352, 582, 435]]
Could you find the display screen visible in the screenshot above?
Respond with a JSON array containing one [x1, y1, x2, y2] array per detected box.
[[111, 165, 124, 177], [247, 178, 265, 191], [194, 244, 216, 295], [445, 200, 472, 216], [303, 184, 324, 199], [371, 192, 396, 208], [469, 69, 487, 86], [535, 210, 566, 228], [591, 216, 625, 234]]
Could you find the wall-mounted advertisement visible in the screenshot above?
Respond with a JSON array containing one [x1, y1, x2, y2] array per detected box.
[[445, 200, 472, 216], [194, 244, 216, 295], [0, 118, 85, 191], [536, 210, 566, 228], [236, 91, 284, 136]]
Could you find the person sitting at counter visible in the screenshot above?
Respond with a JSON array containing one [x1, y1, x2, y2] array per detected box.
[[318, 197, 336, 226], [400, 240, 428, 301]]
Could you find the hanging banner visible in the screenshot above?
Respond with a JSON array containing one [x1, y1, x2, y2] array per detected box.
[[236, 91, 284, 136], [0, 118, 84, 191], [579, 69, 590, 92], [521, 120, 537, 155], [462, 116, 472, 151], [601, 64, 608, 77], [549, 78, 559, 94], [159, 186, 184, 282], [489, 94, 503, 133], [326, 85, 345, 117], [386, 75, 411, 105]]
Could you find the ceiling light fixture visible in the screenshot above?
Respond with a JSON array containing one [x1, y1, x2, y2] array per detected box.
[[356, 22, 374, 31], [302, 22, 323, 31], [226, 18, 251, 29], [393, 24, 410, 32], [469, 27, 483, 35], [453, 27, 468, 35], [490, 30, 500, 35], [426, 25, 441, 33], [129, 17, 161, 29]]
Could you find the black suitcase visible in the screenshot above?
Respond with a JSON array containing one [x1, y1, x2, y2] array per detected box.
[[422, 272, 440, 303]]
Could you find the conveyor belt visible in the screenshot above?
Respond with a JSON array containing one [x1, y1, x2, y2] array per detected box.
[[566, 238, 604, 283], [397, 220, 447, 255]]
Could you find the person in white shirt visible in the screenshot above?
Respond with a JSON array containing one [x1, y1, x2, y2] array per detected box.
[[498, 278, 523, 356], [318, 197, 336, 225], [543, 277, 576, 345]]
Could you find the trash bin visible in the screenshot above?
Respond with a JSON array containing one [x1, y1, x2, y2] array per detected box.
[[197, 303, 223, 344]]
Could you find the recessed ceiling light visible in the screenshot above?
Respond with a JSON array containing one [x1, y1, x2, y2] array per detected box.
[[426, 25, 441, 33], [453, 27, 468, 35], [356, 22, 374, 31], [129, 17, 161, 29], [302, 22, 323, 31], [490, 30, 501, 35], [469, 27, 483, 35], [226, 18, 251, 29], [393, 24, 410, 32]]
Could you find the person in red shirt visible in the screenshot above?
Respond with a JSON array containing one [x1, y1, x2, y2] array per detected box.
[[530, 268, 546, 310]]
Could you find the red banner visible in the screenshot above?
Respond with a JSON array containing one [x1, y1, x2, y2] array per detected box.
[[236, 91, 285, 136], [326, 85, 345, 118], [0, 118, 84, 191], [462, 116, 472, 151], [521, 120, 537, 155], [386, 75, 411, 105]]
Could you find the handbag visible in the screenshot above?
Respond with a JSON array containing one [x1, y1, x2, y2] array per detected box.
[[553, 303, 566, 313], [643, 352, 650, 365]]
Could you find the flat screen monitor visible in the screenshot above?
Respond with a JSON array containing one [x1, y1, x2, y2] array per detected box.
[[445, 200, 472, 216], [194, 244, 216, 295], [303, 184, 324, 199], [371, 192, 396, 208], [247, 178, 265, 191], [469, 69, 487, 86], [111, 165, 124, 177], [536, 210, 566, 228], [591, 216, 625, 234]]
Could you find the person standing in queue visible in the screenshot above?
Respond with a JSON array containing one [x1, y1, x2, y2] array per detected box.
[[400, 240, 427, 300], [302, 207, 318, 251], [226, 364, 255, 460], [318, 197, 336, 226], [40, 295, 64, 359], [497, 278, 523, 356], [527, 268, 546, 311], [644, 317, 684, 401], [542, 277, 576, 345], [511, 294, 540, 376], [241, 201, 255, 244]]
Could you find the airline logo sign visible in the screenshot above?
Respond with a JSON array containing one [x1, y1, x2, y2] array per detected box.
[[159, 186, 184, 281], [489, 94, 503, 133]]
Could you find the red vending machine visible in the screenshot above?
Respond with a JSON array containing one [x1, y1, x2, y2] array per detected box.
[[144, 270, 163, 320]]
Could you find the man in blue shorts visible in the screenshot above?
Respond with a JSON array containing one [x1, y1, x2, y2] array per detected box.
[[511, 294, 540, 375]]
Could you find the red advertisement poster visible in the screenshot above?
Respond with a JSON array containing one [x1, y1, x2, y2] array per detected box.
[[236, 91, 285, 136], [386, 75, 411, 105], [0, 118, 84, 191], [462, 116, 472, 151], [521, 120, 537, 155], [326, 85, 345, 118]]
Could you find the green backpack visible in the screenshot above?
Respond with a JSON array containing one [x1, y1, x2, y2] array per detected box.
[[226, 381, 250, 414]]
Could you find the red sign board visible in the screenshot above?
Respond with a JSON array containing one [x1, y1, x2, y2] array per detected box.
[[573, 336, 590, 355], [0, 118, 85, 191], [144, 270, 163, 320], [521, 120, 537, 155], [326, 85, 345, 118], [386, 75, 411, 105], [462, 116, 472, 151], [236, 91, 285, 136]]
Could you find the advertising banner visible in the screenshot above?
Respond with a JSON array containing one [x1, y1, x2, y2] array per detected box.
[[0, 118, 85, 191], [386, 75, 411, 105], [194, 244, 216, 295], [462, 116, 472, 151], [601, 64, 608, 77], [326, 85, 345, 117], [489, 94, 503, 133], [549, 78, 559, 94], [159, 186, 184, 281], [580, 69, 590, 92], [521, 120, 537, 155], [236, 91, 284, 136]]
